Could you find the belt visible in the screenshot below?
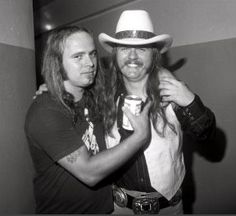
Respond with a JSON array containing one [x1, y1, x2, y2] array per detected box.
[[112, 185, 182, 214]]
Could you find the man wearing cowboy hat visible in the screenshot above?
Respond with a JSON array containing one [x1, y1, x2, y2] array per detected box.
[[99, 10, 216, 214]]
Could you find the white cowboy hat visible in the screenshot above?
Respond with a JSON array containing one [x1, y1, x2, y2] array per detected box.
[[98, 10, 173, 54]]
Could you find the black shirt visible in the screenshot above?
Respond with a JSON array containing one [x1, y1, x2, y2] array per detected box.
[[25, 93, 113, 213]]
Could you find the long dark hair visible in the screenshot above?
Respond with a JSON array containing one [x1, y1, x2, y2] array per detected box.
[[41, 26, 104, 122], [101, 48, 176, 136]]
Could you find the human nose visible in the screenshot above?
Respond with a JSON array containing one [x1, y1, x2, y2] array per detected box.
[[84, 55, 94, 67], [128, 48, 138, 60]]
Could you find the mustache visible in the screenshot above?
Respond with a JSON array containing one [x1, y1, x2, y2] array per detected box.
[[124, 60, 143, 67]]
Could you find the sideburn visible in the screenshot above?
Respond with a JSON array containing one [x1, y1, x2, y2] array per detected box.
[[60, 65, 68, 80]]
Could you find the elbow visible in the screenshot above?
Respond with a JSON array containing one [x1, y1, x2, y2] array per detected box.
[[80, 174, 101, 187], [86, 177, 99, 187]]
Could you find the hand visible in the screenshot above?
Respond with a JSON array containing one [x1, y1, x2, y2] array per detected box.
[[122, 101, 151, 140], [33, 83, 48, 99], [158, 69, 195, 107]]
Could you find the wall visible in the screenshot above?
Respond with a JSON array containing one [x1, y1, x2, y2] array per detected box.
[[168, 38, 236, 214], [34, 0, 236, 213], [70, 0, 236, 213], [0, 0, 35, 213]]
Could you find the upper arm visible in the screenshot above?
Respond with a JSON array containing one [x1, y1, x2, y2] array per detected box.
[[29, 108, 99, 186], [28, 107, 84, 162]]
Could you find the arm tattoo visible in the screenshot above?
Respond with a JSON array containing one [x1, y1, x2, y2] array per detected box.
[[66, 149, 81, 163]]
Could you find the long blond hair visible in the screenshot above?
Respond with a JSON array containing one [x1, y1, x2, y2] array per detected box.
[[41, 26, 103, 122]]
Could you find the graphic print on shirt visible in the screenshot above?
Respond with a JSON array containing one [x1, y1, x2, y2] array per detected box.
[[82, 121, 99, 155]]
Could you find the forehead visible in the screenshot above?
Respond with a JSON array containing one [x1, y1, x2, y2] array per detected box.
[[63, 31, 95, 53]]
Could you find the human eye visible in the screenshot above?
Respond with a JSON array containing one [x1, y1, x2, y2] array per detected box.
[[90, 50, 97, 58], [137, 47, 147, 52], [118, 47, 129, 52], [73, 54, 83, 60]]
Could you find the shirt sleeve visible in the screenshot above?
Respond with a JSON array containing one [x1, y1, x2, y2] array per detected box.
[[173, 94, 216, 142], [29, 107, 84, 162]]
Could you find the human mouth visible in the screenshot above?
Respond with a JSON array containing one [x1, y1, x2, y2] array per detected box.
[[83, 70, 95, 75], [125, 60, 143, 68], [127, 63, 139, 68]]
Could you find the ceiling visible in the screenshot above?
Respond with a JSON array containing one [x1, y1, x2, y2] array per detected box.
[[33, 0, 55, 11], [33, 0, 136, 37]]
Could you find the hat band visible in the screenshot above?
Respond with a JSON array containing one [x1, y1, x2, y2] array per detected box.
[[115, 30, 156, 40]]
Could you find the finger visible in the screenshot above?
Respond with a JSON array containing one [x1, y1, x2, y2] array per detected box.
[[159, 77, 177, 85], [159, 81, 176, 91], [35, 90, 42, 95], [122, 106, 136, 123], [39, 83, 48, 92], [160, 82, 178, 94], [160, 101, 169, 107], [159, 81, 172, 89], [122, 106, 134, 115], [141, 101, 151, 115], [158, 68, 174, 77], [161, 95, 172, 102], [159, 76, 173, 82], [160, 89, 171, 97]]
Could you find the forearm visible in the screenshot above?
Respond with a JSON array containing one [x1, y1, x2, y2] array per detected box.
[[174, 94, 216, 141], [86, 132, 147, 185], [59, 101, 151, 186], [59, 131, 148, 187]]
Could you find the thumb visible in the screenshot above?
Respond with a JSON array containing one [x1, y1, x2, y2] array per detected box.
[[122, 106, 135, 121], [39, 83, 48, 91], [159, 68, 175, 80]]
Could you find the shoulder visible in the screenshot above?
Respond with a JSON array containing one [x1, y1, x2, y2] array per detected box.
[[26, 93, 52, 118], [27, 93, 66, 114], [25, 93, 70, 131]]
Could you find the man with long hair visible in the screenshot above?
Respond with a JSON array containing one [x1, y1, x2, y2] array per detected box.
[[99, 10, 216, 214], [24, 26, 151, 213]]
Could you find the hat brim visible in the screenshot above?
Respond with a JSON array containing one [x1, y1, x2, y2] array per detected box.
[[99, 33, 173, 54]]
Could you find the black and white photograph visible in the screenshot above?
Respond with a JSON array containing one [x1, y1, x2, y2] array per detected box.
[[0, 0, 235, 214]]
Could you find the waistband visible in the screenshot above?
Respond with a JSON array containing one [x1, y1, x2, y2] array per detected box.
[[122, 188, 163, 199], [112, 185, 182, 214]]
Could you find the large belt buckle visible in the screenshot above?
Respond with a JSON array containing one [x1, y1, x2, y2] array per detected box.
[[112, 185, 128, 208], [132, 194, 160, 214]]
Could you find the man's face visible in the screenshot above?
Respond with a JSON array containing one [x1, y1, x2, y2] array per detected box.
[[62, 31, 97, 90], [116, 45, 153, 82]]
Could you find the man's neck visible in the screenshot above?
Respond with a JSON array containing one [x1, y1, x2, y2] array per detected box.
[[123, 79, 147, 101], [64, 81, 84, 102]]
